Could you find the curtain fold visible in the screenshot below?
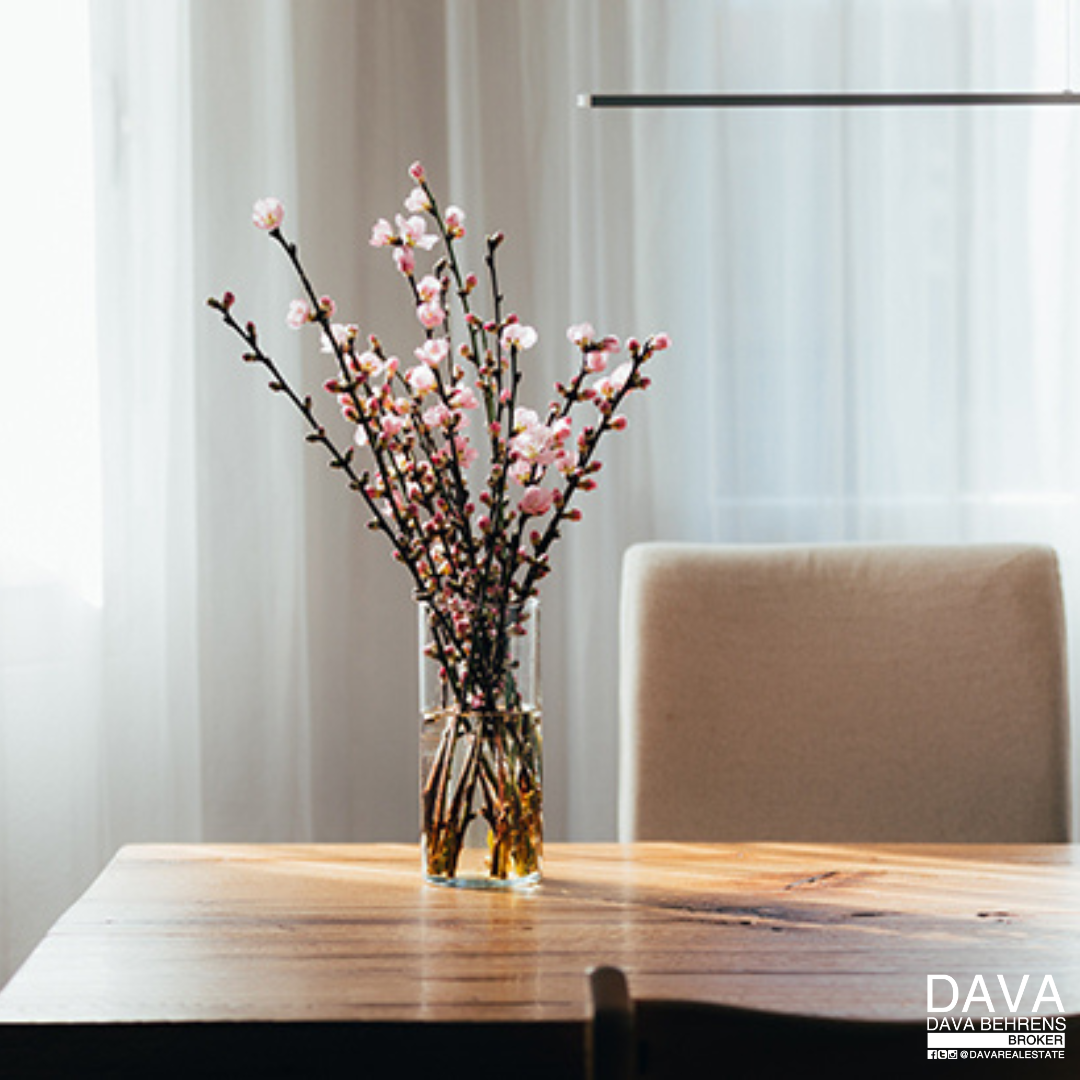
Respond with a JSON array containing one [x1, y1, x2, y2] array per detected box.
[[2, 0, 1078, 986], [0, 0, 107, 984]]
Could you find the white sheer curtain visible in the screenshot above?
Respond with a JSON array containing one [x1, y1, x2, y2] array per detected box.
[[2, 0, 1078, 985], [0, 0, 104, 990]]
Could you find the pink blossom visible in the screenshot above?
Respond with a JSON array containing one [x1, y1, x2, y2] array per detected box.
[[319, 295, 336, 318], [252, 196, 284, 230], [445, 206, 466, 238], [404, 186, 431, 214], [415, 338, 449, 367], [651, 332, 671, 350], [405, 364, 437, 396], [396, 214, 437, 251], [417, 275, 441, 302], [454, 434, 479, 468], [369, 218, 394, 247], [423, 403, 452, 429], [513, 407, 541, 431], [417, 300, 445, 329], [594, 361, 633, 401], [586, 352, 608, 374], [501, 323, 538, 351], [409, 161, 426, 182], [355, 351, 384, 378], [510, 409, 557, 478], [556, 446, 579, 475], [601, 335, 621, 353], [382, 415, 405, 438], [449, 385, 479, 410], [511, 426, 555, 468], [551, 416, 573, 444], [394, 246, 416, 275], [320, 323, 356, 354], [519, 486, 555, 517], [567, 322, 594, 347], [286, 299, 312, 329]]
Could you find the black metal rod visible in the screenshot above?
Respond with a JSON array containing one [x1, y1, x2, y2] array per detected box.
[[579, 91, 1080, 109]]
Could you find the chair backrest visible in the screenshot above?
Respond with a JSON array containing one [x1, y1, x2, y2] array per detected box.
[[588, 966, 1075, 1079], [619, 542, 1071, 842]]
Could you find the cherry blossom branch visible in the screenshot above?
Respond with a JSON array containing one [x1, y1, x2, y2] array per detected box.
[[515, 337, 665, 602], [267, 228, 428, 565], [207, 293, 466, 702], [221, 177, 671, 717]]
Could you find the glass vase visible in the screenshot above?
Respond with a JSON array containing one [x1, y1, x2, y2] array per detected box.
[[419, 597, 542, 888]]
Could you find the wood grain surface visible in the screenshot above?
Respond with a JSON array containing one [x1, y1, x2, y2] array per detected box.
[[0, 843, 1076, 1076]]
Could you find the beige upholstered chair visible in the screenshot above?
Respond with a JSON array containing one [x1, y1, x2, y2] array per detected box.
[[619, 543, 1071, 842]]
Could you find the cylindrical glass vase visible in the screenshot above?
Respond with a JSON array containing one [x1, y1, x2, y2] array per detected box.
[[419, 597, 542, 888]]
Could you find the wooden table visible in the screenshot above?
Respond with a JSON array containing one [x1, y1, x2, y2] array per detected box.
[[1, 843, 1077, 1076]]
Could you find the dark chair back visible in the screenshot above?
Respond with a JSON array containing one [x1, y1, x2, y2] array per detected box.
[[589, 966, 1075, 1078]]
